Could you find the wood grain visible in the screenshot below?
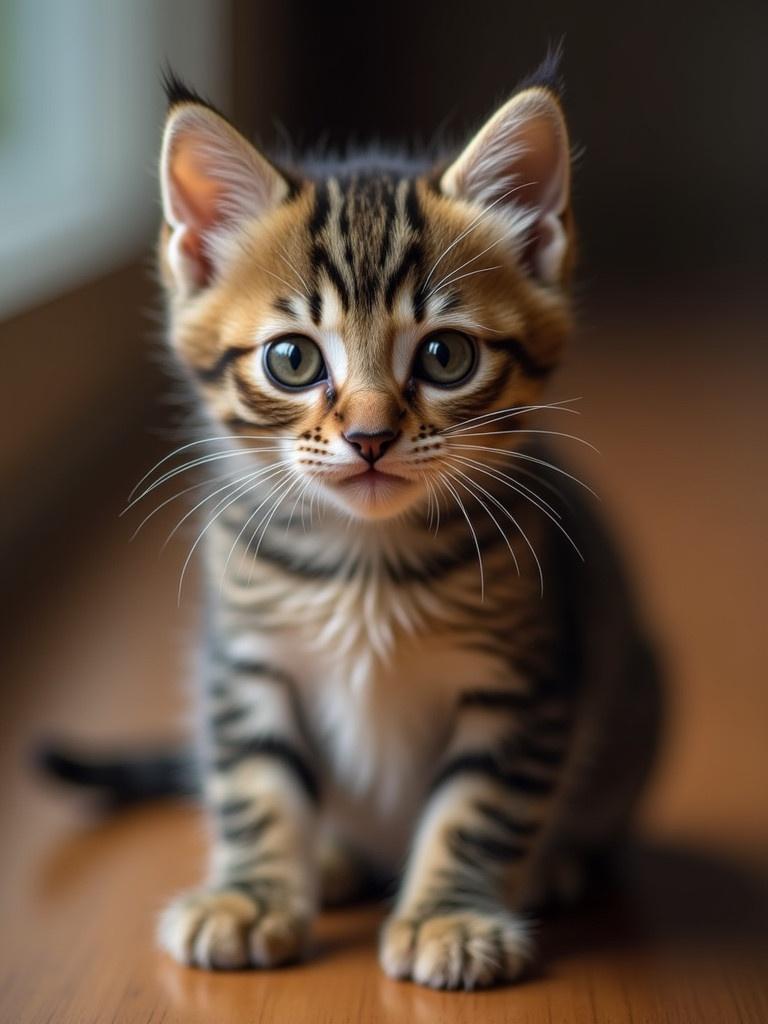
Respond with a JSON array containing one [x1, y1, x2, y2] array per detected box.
[[1, 300, 766, 1022]]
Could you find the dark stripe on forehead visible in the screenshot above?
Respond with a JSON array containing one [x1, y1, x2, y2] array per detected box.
[[308, 289, 322, 324], [384, 180, 428, 316], [338, 187, 350, 237], [309, 181, 331, 237], [384, 239, 422, 311], [307, 179, 351, 316], [405, 178, 425, 232], [486, 338, 555, 378], [377, 179, 398, 267], [311, 243, 351, 312], [407, 181, 429, 321], [306, 172, 433, 317]]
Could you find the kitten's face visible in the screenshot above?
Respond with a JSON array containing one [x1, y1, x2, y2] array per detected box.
[[159, 85, 572, 521]]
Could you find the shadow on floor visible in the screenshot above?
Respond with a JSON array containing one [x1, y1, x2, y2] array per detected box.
[[539, 840, 768, 964]]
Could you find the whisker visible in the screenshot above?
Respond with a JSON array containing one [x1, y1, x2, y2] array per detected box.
[[423, 185, 526, 289], [446, 443, 599, 498], [164, 461, 291, 552], [286, 476, 314, 531], [428, 263, 503, 294], [129, 468, 244, 542], [426, 477, 441, 534], [276, 246, 312, 299], [249, 474, 304, 576], [241, 474, 302, 585], [179, 464, 291, 605], [424, 475, 443, 535], [444, 453, 585, 562], [300, 481, 310, 533], [447, 428, 600, 453], [442, 467, 520, 577], [442, 462, 543, 595], [252, 262, 308, 304], [221, 468, 295, 587], [446, 453, 562, 518], [441, 398, 582, 435], [125, 434, 280, 504], [437, 472, 485, 600], [479, 450, 572, 507], [309, 481, 320, 528], [428, 236, 505, 297], [125, 447, 286, 510], [423, 477, 434, 531]]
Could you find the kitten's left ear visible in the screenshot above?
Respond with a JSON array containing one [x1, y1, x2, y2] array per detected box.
[[440, 87, 571, 285]]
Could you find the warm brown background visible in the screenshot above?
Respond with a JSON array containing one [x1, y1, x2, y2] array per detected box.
[[2, 2, 766, 1021]]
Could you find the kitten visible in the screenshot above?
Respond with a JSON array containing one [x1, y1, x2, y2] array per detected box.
[[135, 63, 660, 989]]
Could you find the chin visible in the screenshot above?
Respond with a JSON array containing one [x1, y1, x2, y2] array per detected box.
[[319, 471, 422, 521]]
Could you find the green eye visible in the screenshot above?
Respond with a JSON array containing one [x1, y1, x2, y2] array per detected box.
[[264, 335, 326, 388], [414, 331, 476, 386]]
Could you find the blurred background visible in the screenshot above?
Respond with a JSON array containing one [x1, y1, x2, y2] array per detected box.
[[1, 2, 766, 1021]]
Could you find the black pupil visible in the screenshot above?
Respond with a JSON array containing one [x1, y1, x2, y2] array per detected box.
[[287, 343, 302, 370], [429, 340, 451, 367]]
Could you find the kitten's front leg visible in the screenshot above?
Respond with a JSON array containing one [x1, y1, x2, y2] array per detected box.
[[381, 689, 570, 989], [159, 658, 318, 970]]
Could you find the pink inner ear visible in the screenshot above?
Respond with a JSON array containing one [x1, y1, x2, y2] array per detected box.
[[514, 114, 567, 219], [177, 225, 213, 287], [160, 104, 290, 294], [167, 140, 225, 287], [441, 91, 570, 284], [169, 140, 226, 230]]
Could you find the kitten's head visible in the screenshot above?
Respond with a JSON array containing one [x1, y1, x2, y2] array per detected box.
[[158, 69, 573, 521]]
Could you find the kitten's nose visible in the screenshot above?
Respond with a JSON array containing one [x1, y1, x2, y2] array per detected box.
[[342, 428, 398, 464]]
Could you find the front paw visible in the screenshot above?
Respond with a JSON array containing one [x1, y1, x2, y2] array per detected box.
[[158, 887, 311, 970], [380, 909, 531, 990]]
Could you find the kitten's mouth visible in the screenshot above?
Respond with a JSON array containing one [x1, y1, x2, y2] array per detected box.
[[337, 467, 409, 489], [322, 465, 419, 518]]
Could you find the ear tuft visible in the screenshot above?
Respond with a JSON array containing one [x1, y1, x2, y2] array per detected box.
[[161, 66, 218, 113], [440, 75, 572, 286], [515, 42, 565, 98]]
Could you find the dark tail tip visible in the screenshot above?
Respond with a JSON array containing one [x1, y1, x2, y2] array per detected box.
[[35, 739, 199, 808]]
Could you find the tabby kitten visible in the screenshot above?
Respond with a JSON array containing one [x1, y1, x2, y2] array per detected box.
[[149, 66, 660, 990]]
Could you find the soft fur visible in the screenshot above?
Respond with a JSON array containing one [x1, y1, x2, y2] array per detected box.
[[146, 65, 661, 989]]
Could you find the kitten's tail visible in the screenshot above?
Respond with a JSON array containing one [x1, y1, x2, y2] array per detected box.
[[36, 741, 199, 807]]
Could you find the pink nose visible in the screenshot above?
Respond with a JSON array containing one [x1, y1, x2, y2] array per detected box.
[[342, 429, 398, 464]]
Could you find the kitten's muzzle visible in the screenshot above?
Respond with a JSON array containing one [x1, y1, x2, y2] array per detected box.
[[342, 429, 399, 465]]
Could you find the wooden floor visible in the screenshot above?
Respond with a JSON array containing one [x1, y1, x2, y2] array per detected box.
[[2, 291, 767, 1022]]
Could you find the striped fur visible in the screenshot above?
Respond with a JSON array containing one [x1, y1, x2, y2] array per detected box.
[[154, 72, 661, 988]]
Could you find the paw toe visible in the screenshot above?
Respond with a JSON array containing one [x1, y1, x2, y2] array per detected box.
[[159, 888, 309, 970], [380, 917, 418, 979], [249, 909, 308, 967], [381, 910, 530, 990]]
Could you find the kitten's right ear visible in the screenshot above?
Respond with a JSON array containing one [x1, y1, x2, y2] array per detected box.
[[159, 83, 289, 293]]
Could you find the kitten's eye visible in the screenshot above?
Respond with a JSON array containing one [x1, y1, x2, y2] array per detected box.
[[264, 335, 326, 388], [414, 331, 476, 386]]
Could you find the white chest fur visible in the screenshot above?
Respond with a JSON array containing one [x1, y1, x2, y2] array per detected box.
[[220, 533, 508, 866]]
